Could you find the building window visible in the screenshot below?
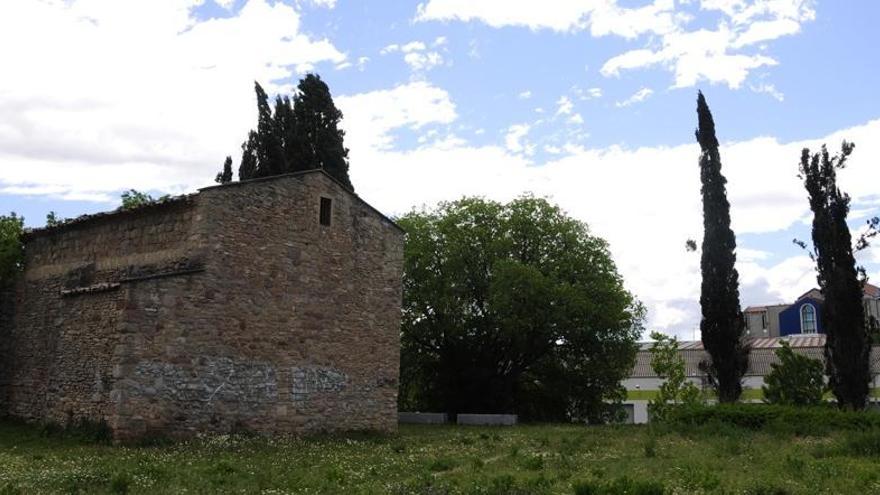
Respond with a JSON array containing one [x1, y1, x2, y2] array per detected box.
[[319, 197, 332, 226], [800, 303, 817, 333], [761, 312, 767, 330]]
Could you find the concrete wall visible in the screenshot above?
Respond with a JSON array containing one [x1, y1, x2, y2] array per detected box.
[[0, 171, 404, 441]]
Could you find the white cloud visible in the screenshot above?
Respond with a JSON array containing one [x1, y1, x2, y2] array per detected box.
[[601, 26, 780, 89], [308, 0, 338, 8], [615, 87, 654, 107], [417, 0, 816, 89], [555, 96, 574, 116], [568, 113, 585, 125], [416, 0, 682, 36], [750, 83, 784, 101], [381, 40, 445, 72], [335, 81, 457, 153], [574, 87, 603, 100], [0, 0, 344, 200], [504, 124, 533, 154], [518, 90, 532, 99], [404, 51, 445, 72]]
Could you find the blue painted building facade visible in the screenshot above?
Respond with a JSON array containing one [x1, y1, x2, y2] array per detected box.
[[745, 285, 880, 338]]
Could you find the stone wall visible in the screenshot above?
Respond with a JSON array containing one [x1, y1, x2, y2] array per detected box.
[[0, 171, 404, 440], [115, 172, 404, 439], [0, 199, 201, 426]]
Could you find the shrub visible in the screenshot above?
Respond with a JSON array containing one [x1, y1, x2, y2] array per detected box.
[[648, 332, 703, 422], [841, 430, 880, 457], [665, 403, 880, 434], [762, 341, 826, 406]]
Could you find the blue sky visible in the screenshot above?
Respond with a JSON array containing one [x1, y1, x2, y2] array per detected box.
[[1, 0, 879, 338]]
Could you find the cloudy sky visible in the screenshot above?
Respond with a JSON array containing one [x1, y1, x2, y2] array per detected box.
[[2, 0, 879, 339]]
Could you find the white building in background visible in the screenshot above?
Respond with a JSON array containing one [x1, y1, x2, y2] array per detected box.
[[621, 335, 880, 424]]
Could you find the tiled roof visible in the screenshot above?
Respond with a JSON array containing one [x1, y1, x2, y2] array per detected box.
[[865, 283, 880, 298], [632, 335, 880, 378]]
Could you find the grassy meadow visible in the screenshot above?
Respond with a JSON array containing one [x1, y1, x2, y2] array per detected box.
[[1, 419, 880, 494]]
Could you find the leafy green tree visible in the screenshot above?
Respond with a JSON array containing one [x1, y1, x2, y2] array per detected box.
[[120, 190, 168, 210], [762, 341, 826, 406], [291, 74, 352, 189], [398, 196, 643, 422], [798, 142, 870, 410], [0, 213, 25, 287], [215, 156, 233, 184], [695, 91, 748, 403], [45, 211, 63, 227], [648, 332, 702, 422]]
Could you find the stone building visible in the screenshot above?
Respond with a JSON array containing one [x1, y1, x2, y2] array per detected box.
[[0, 170, 404, 441]]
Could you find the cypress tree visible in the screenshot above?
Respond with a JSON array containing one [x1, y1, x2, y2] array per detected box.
[[238, 130, 258, 181], [274, 95, 297, 170], [230, 75, 353, 188], [253, 82, 285, 178], [799, 142, 870, 410], [291, 74, 353, 190], [215, 156, 233, 184], [695, 91, 748, 403]]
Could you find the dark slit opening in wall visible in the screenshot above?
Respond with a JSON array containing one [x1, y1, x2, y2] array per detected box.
[[320, 197, 332, 226]]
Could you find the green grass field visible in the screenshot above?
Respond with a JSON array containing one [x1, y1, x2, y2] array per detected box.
[[1, 420, 879, 494]]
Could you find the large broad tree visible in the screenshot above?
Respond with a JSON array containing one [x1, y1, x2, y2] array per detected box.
[[233, 75, 353, 189], [695, 91, 748, 403], [398, 196, 644, 422], [799, 142, 870, 410]]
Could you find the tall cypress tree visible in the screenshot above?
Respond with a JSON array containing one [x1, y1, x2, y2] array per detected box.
[[291, 74, 353, 190], [215, 156, 233, 184], [253, 82, 285, 178], [274, 95, 297, 170], [238, 130, 258, 181], [799, 142, 870, 410], [695, 91, 748, 403], [230, 75, 353, 189]]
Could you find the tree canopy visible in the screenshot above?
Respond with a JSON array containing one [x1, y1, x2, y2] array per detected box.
[[695, 91, 748, 403], [648, 332, 703, 421], [234, 75, 352, 189], [397, 196, 643, 423], [799, 142, 870, 410], [762, 341, 826, 406], [0, 213, 24, 287]]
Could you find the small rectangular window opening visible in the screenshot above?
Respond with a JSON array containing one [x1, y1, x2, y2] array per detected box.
[[320, 197, 332, 226]]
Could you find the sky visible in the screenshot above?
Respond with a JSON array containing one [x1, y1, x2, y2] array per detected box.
[[1, 0, 879, 340]]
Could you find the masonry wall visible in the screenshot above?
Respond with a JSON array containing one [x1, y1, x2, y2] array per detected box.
[[0, 199, 201, 427], [112, 173, 404, 439], [0, 173, 403, 440]]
